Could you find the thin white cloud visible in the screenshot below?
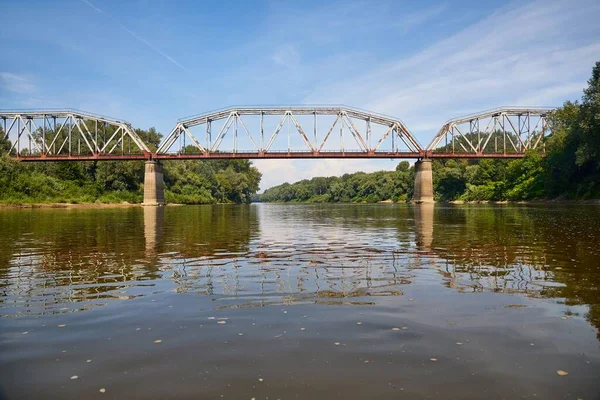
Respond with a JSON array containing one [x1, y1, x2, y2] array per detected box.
[[394, 3, 447, 33], [272, 45, 301, 67], [516, 82, 587, 106], [252, 0, 600, 189], [255, 158, 394, 190], [80, 0, 188, 72], [0, 72, 34, 94], [304, 0, 600, 144]]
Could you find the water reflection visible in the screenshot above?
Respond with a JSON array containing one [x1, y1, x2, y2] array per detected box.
[[414, 203, 434, 251], [1, 204, 600, 337], [143, 206, 164, 255]]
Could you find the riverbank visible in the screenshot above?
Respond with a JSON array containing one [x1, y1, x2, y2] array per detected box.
[[447, 199, 600, 205], [0, 202, 142, 209], [0, 201, 239, 209], [256, 198, 600, 205], [3, 199, 599, 209]]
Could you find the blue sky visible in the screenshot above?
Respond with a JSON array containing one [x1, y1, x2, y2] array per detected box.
[[1, 0, 599, 189]]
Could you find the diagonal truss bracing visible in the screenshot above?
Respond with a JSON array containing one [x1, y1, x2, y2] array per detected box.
[[156, 106, 423, 157], [0, 109, 150, 160], [426, 107, 553, 156], [1, 106, 557, 161]]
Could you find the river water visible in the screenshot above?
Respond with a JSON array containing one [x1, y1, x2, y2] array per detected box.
[[0, 204, 599, 399]]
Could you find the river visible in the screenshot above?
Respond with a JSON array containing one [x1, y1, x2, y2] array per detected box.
[[1, 204, 599, 399]]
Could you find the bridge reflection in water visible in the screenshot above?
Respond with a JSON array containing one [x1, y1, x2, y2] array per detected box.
[[1, 204, 600, 338]]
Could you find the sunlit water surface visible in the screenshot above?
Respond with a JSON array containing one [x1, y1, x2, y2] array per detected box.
[[1, 204, 599, 399]]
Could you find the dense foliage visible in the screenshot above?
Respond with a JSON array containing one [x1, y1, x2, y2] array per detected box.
[[0, 128, 261, 204], [260, 62, 600, 203], [434, 61, 600, 201], [259, 161, 414, 203], [2, 62, 598, 205]]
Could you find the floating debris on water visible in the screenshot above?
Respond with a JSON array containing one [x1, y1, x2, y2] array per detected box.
[[58, 324, 66, 328], [22, 331, 28, 335], [208, 317, 215, 320], [334, 342, 340, 346], [258, 378, 264, 382], [392, 328, 401, 331], [70, 375, 78, 380], [86, 359, 92, 363], [154, 340, 162, 344], [556, 370, 568, 376], [217, 321, 226, 324], [456, 342, 464, 345], [99, 388, 106, 393], [430, 358, 437, 362], [300, 327, 306, 331]]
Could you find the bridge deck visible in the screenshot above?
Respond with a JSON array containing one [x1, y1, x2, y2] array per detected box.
[[14, 151, 527, 162], [1, 106, 552, 161]]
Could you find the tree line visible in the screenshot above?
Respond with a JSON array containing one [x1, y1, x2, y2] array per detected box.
[[259, 61, 600, 203], [1, 61, 598, 205], [258, 161, 414, 203], [0, 127, 261, 204]]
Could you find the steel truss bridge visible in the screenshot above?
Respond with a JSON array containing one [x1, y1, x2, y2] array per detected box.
[[0, 106, 553, 161]]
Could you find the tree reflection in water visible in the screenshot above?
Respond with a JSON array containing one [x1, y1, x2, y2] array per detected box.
[[1, 204, 599, 338]]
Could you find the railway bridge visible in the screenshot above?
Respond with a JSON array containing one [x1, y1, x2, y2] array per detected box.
[[0, 106, 552, 204]]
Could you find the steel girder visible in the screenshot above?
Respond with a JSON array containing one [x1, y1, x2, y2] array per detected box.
[[426, 107, 553, 155], [1, 106, 558, 161], [156, 106, 423, 156], [0, 109, 150, 159]]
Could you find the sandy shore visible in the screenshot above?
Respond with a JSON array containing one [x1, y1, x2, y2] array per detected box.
[[0, 202, 142, 209]]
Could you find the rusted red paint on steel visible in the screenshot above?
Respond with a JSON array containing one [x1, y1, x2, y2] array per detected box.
[[16, 154, 148, 162], [15, 152, 528, 161], [156, 152, 425, 159], [426, 153, 526, 159]]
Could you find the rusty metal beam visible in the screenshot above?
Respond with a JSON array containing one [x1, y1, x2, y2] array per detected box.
[[3, 105, 555, 162]]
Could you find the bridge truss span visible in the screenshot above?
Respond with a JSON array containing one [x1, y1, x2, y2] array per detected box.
[[156, 106, 424, 159], [0, 110, 151, 161], [0, 106, 556, 162], [426, 107, 553, 157]]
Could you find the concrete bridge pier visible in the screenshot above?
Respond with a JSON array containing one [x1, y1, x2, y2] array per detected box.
[[143, 161, 165, 206], [413, 159, 434, 203]]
